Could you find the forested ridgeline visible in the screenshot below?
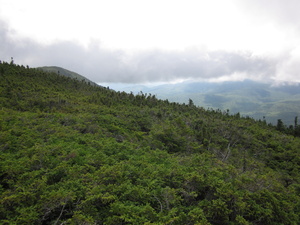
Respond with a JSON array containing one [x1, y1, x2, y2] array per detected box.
[[0, 62, 299, 224]]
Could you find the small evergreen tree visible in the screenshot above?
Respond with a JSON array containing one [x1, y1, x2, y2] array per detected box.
[[188, 98, 194, 107], [276, 119, 285, 132]]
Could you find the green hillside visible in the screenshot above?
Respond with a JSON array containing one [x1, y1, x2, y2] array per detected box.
[[0, 62, 300, 224]]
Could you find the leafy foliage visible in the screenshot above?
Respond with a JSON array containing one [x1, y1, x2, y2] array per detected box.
[[0, 62, 299, 224]]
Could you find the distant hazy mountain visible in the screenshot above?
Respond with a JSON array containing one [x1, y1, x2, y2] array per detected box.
[[107, 80, 300, 125], [37, 66, 99, 86]]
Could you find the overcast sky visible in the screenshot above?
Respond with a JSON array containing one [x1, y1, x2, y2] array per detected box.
[[1, 0, 300, 84]]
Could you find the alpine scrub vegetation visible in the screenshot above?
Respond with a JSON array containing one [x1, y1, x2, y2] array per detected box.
[[0, 61, 299, 224]]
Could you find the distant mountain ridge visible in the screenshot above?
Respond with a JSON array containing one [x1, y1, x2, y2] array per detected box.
[[37, 66, 98, 86], [108, 80, 300, 125]]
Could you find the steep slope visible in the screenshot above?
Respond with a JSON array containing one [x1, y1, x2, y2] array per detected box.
[[37, 66, 98, 86], [0, 62, 299, 224]]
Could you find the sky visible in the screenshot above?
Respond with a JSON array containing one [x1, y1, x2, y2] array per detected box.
[[1, 0, 300, 85]]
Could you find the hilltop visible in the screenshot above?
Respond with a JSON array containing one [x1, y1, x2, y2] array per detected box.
[[0, 61, 299, 224], [37, 66, 99, 86]]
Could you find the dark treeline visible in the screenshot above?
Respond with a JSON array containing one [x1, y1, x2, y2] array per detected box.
[[0, 61, 299, 224]]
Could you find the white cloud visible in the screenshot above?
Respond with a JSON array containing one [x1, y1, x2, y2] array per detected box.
[[274, 47, 300, 82], [1, 0, 298, 53], [0, 0, 300, 84]]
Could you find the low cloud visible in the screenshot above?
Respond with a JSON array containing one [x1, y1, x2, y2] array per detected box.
[[119, 50, 275, 83], [0, 19, 298, 84]]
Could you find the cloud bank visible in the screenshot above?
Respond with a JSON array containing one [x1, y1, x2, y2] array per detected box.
[[0, 18, 299, 84]]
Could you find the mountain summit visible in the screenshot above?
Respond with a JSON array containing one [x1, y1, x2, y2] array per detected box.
[[37, 66, 98, 86]]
